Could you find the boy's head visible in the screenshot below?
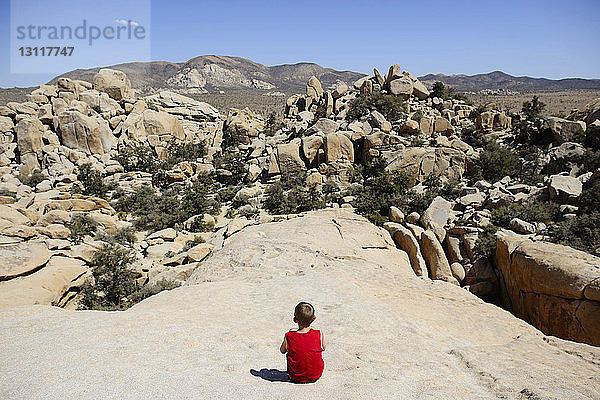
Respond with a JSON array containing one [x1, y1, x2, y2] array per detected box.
[[294, 302, 315, 327]]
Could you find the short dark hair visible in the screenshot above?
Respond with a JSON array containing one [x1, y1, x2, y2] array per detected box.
[[294, 302, 315, 326]]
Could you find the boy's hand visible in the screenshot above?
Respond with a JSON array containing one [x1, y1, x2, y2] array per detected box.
[[279, 336, 287, 354]]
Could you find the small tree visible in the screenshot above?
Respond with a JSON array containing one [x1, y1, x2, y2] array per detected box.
[[79, 243, 139, 310], [432, 82, 445, 98], [72, 163, 110, 198]]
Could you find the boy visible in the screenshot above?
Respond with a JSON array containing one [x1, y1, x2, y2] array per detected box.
[[279, 302, 325, 383]]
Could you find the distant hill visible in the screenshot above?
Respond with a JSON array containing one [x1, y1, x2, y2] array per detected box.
[[48, 55, 365, 93], [418, 71, 600, 92]]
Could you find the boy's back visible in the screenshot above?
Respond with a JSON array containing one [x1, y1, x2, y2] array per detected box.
[[285, 328, 324, 383]]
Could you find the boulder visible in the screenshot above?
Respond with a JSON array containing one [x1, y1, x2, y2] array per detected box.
[[509, 218, 537, 234], [548, 174, 582, 202], [142, 109, 185, 141], [225, 108, 265, 139], [301, 135, 324, 164], [388, 77, 413, 99], [0, 116, 15, 133], [92, 68, 133, 101], [497, 236, 600, 346], [306, 76, 323, 100], [324, 133, 354, 163], [386, 147, 466, 182], [545, 117, 586, 143], [371, 110, 392, 132], [16, 117, 43, 155], [389, 223, 428, 277], [57, 111, 105, 154], [308, 118, 339, 135], [0, 242, 50, 280], [434, 117, 452, 133], [277, 142, 305, 172], [187, 243, 214, 263], [389, 206, 404, 223], [421, 196, 452, 228], [420, 230, 459, 285], [0, 256, 89, 308]]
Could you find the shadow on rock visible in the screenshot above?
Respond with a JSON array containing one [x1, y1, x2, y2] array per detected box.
[[250, 368, 290, 382]]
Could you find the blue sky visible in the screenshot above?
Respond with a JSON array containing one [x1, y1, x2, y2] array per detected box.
[[1, 0, 599, 87]]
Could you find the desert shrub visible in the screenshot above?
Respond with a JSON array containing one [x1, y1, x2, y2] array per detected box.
[[582, 150, 600, 173], [400, 177, 462, 215], [264, 111, 283, 136], [432, 82, 445, 99], [216, 185, 241, 203], [231, 194, 250, 209], [346, 93, 407, 122], [164, 141, 207, 167], [221, 126, 243, 149], [72, 163, 110, 198], [468, 105, 487, 121], [213, 151, 247, 186], [467, 142, 518, 183], [79, 243, 139, 310], [66, 214, 98, 244], [263, 171, 325, 214], [322, 180, 341, 203], [550, 212, 600, 255], [578, 182, 600, 215], [410, 111, 424, 122], [372, 93, 407, 122], [113, 178, 220, 232], [128, 279, 181, 304], [474, 225, 499, 258], [512, 96, 550, 146], [431, 81, 469, 102], [353, 157, 414, 225], [114, 186, 180, 231], [20, 170, 46, 187], [182, 235, 206, 252], [491, 201, 560, 228], [584, 124, 600, 151], [114, 144, 159, 173], [110, 227, 137, 246], [0, 189, 16, 198], [346, 95, 371, 121], [461, 127, 488, 148]]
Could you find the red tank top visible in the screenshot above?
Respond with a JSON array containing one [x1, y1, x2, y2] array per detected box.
[[285, 329, 324, 383]]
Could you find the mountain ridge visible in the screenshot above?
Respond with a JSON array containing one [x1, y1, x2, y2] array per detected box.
[[47, 55, 600, 93]]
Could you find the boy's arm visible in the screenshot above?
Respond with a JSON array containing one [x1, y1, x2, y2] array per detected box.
[[280, 336, 287, 354], [321, 331, 326, 351]]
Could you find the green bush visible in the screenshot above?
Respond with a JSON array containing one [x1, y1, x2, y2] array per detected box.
[[263, 171, 325, 214], [221, 126, 243, 149], [346, 93, 407, 122], [578, 182, 600, 215], [400, 177, 462, 215], [468, 105, 487, 121], [66, 214, 98, 244], [467, 142, 518, 183], [461, 127, 488, 148], [491, 201, 560, 228], [550, 212, 600, 255], [72, 163, 110, 198], [353, 157, 414, 225], [512, 96, 549, 146], [584, 124, 600, 151], [213, 151, 247, 186], [79, 243, 139, 310], [113, 178, 220, 232], [182, 235, 206, 252], [128, 279, 181, 304], [264, 111, 283, 136], [582, 150, 600, 173], [114, 144, 159, 173], [20, 170, 46, 187], [474, 225, 499, 258]]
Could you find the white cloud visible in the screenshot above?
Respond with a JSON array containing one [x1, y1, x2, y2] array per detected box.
[[115, 19, 139, 26]]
